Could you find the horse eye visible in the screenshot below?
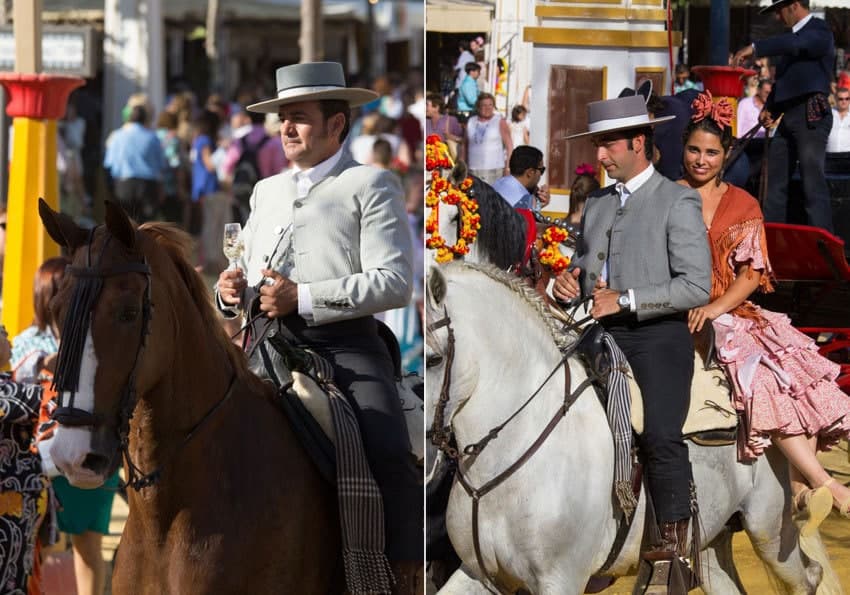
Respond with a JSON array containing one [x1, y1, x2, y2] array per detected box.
[[426, 354, 444, 368], [117, 308, 139, 323]]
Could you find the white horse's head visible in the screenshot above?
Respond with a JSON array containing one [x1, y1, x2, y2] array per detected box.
[[424, 265, 479, 480]]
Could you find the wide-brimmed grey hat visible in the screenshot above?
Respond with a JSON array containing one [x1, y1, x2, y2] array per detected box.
[[566, 95, 675, 140], [759, 0, 795, 14], [247, 62, 378, 114]]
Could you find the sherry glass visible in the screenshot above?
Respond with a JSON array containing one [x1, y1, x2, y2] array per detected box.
[[223, 223, 244, 270]]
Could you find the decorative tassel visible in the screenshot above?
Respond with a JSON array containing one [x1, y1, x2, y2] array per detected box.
[[689, 481, 703, 589], [615, 480, 638, 518]]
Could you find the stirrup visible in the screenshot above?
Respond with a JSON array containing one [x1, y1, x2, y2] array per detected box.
[[633, 557, 696, 595], [792, 485, 832, 536]]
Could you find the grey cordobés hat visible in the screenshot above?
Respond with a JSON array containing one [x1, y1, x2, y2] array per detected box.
[[566, 95, 676, 140], [247, 62, 379, 114]]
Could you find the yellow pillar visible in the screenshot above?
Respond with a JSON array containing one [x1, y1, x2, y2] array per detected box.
[[0, 73, 84, 339], [3, 117, 59, 337]]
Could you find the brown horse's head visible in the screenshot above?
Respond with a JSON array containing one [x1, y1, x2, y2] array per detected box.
[[38, 199, 156, 487], [39, 199, 253, 490]]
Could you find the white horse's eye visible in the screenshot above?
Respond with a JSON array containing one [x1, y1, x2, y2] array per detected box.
[[426, 354, 444, 369]]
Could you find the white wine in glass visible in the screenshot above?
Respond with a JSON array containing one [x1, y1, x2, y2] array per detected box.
[[223, 223, 244, 270]]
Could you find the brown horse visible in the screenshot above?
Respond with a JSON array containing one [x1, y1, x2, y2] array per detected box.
[[38, 200, 341, 594]]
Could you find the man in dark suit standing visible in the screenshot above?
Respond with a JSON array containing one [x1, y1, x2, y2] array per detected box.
[[733, 0, 835, 232], [554, 96, 711, 589]]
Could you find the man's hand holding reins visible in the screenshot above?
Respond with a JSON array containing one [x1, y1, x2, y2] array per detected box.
[[258, 269, 298, 318], [591, 286, 620, 319], [217, 269, 247, 306], [552, 267, 582, 302]]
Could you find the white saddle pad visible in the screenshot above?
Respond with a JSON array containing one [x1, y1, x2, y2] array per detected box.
[[630, 350, 737, 436], [291, 371, 425, 465]]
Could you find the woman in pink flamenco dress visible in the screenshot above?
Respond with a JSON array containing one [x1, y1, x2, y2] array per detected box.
[[679, 91, 850, 535]]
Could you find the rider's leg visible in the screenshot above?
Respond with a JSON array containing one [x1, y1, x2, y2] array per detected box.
[[773, 433, 850, 515]]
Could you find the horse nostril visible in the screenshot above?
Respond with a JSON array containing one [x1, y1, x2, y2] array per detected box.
[[82, 453, 111, 476]]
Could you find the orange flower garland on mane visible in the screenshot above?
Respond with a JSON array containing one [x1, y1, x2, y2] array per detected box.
[[537, 226, 571, 274], [425, 135, 480, 263]]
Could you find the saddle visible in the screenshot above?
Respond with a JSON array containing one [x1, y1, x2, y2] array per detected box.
[[576, 323, 738, 446], [244, 306, 424, 485]]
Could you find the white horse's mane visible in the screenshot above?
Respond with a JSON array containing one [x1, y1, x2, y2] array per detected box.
[[441, 261, 578, 351]]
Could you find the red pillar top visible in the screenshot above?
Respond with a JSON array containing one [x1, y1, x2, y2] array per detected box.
[[0, 73, 85, 120], [690, 66, 757, 98]]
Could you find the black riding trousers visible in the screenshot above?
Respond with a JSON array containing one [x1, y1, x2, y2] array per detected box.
[[605, 317, 695, 523], [281, 314, 423, 562]]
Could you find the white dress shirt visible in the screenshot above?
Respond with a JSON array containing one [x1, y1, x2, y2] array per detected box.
[[827, 109, 850, 153]]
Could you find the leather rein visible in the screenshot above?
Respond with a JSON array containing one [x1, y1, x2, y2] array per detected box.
[[52, 227, 236, 491], [426, 306, 596, 594]]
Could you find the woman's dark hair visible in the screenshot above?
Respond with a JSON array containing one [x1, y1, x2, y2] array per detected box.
[[33, 256, 71, 331], [194, 109, 220, 138], [569, 174, 600, 219], [683, 116, 733, 154], [511, 105, 527, 122]]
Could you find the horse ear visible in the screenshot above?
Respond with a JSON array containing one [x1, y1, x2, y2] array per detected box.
[[448, 160, 468, 187], [427, 266, 448, 306], [104, 200, 136, 250], [38, 197, 88, 250]]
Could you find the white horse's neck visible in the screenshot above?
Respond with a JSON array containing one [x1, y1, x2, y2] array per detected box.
[[441, 266, 607, 474]]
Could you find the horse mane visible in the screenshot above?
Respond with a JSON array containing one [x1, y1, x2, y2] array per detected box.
[[467, 177, 527, 269], [447, 261, 577, 351], [137, 222, 265, 389]]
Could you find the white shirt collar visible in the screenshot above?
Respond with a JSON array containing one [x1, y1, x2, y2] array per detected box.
[[291, 146, 345, 196], [618, 163, 655, 197], [793, 13, 813, 33]]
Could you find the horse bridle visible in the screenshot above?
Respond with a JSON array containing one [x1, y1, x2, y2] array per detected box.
[[426, 304, 597, 594], [52, 227, 236, 490]]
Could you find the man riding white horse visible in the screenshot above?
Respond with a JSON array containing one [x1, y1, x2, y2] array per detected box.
[[554, 95, 712, 591]]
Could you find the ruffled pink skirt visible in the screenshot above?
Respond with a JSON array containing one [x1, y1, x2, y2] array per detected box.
[[712, 306, 850, 461]]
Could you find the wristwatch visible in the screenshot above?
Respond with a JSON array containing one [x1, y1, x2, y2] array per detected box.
[[617, 291, 631, 311]]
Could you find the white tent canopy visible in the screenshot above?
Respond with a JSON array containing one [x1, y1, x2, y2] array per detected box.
[[426, 0, 494, 33]]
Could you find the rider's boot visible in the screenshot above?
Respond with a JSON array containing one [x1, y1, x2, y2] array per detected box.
[[635, 519, 700, 595], [390, 560, 422, 595]]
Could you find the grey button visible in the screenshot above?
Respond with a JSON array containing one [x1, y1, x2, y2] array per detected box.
[[294, 201, 303, 208], [597, 252, 605, 260], [589, 272, 597, 281], [273, 225, 283, 234]]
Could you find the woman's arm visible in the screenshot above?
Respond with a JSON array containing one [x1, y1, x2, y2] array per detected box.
[[688, 264, 762, 332], [201, 143, 216, 173]]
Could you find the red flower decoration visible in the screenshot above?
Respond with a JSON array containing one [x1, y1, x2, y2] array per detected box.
[[690, 90, 734, 130]]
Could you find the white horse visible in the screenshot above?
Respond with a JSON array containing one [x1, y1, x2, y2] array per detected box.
[[425, 261, 823, 595]]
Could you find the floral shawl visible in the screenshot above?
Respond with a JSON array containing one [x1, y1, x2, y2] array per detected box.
[[707, 185, 774, 324]]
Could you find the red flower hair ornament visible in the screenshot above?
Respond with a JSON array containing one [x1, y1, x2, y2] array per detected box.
[[690, 90, 734, 130], [575, 163, 597, 177]]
